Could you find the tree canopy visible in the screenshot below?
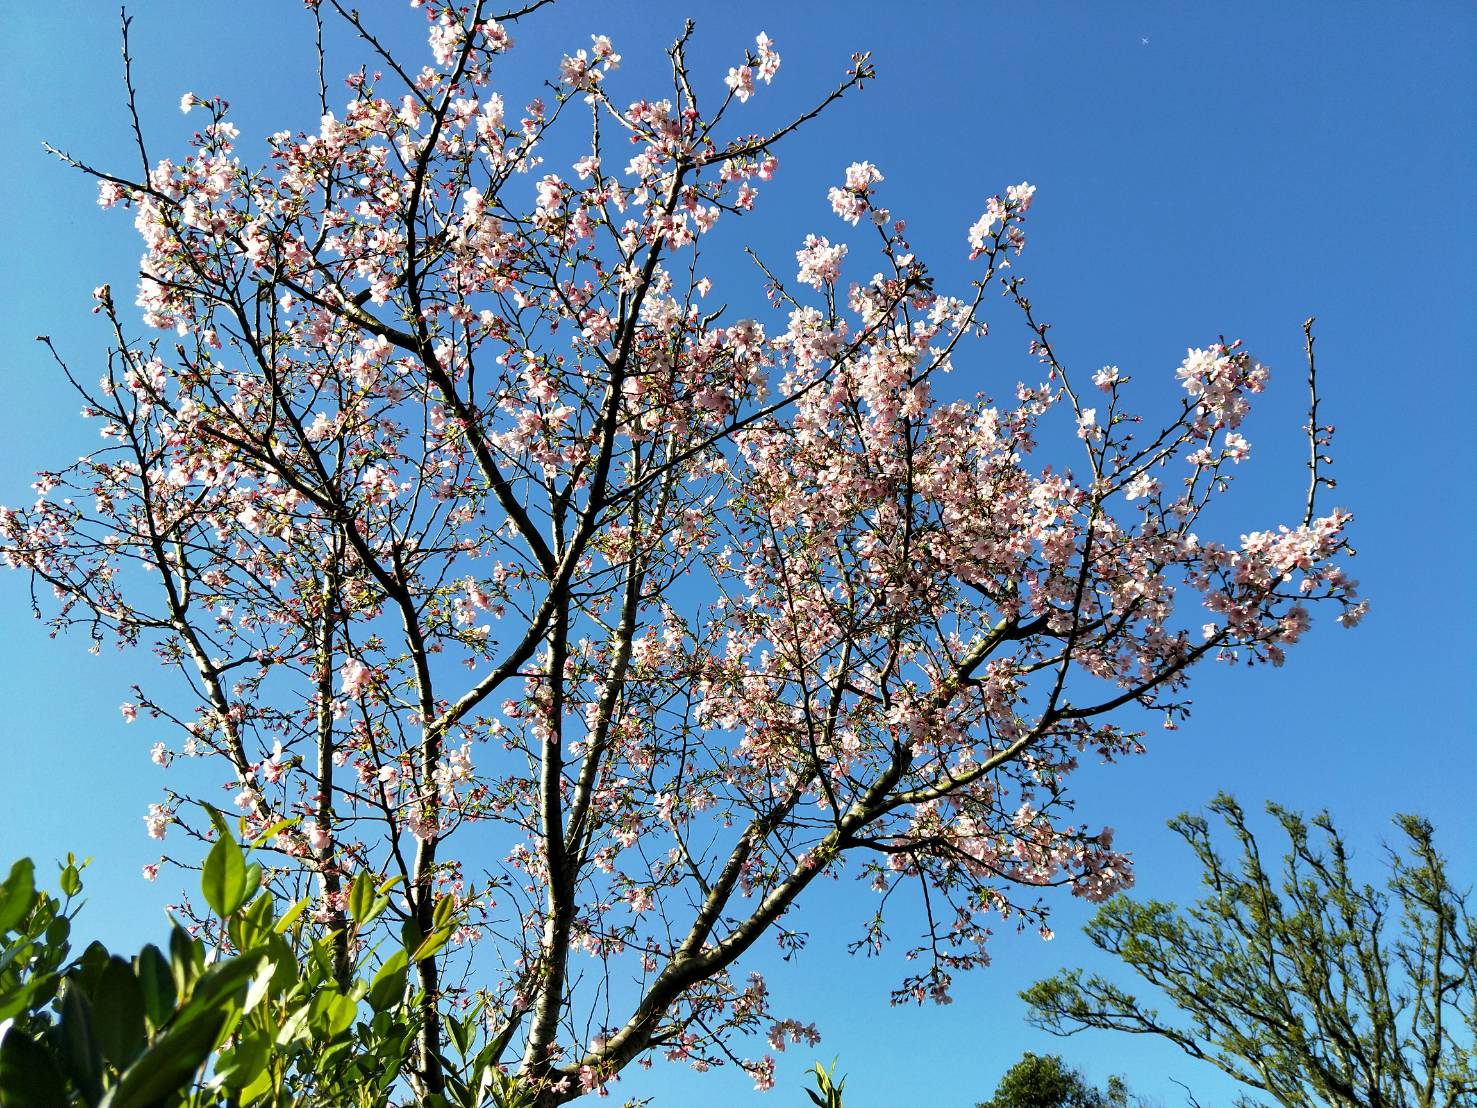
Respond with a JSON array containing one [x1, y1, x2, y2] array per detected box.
[[976, 1052, 1130, 1108], [1024, 797, 1475, 1108], [1, 1, 1361, 1102]]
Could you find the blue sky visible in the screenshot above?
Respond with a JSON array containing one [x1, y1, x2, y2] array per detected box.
[[2, 2, 1473, 1105]]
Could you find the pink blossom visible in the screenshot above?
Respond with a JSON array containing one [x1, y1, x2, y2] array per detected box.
[[795, 234, 847, 288], [559, 51, 601, 90], [828, 161, 883, 225], [725, 65, 755, 103], [261, 741, 287, 784], [747, 1056, 777, 1092], [96, 182, 126, 209], [755, 32, 780, 82], [1176, 343, 1268, 431], [120, 702, 138, 723], [590, 34, 620, 70], [340, 657, 372, 699]]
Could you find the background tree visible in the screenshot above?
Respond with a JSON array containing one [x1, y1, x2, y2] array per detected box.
[[2, 1, 1362, 1102], [975, 1052, 1131, 1108], [1023, 796, 1475, 1108]]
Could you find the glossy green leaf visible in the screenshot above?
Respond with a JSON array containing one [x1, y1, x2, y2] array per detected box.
[[242, 955, 275, 1015], [58, 862, 82, 899], [310, 989, 359, 1038], [0, 858, 37, 935], [432, 894, 456, 931], [0, 936, 36, 982], [274, 1002, 312, 1047], [134, 944, 175, 1032], [411, 926, 453, 963], [44, 914, 70, 951], [447, 1011, 473, 1058], [233, 893, 275, 951], [399, 918, 423, 955], [58, 978, 103, 1106], [182, 951, 267, 1018], [237, 1064, 275, 1104], [274, 895, 311, 935], [72, 941, 111, 994], [349, 869, 373, 924], [101, 1006, 227, 1108], [211, 1029, 270, 1091], [92, 956, 147, 1067], [367, 950, 407, 1012], [168, 924, 202, 996], [202, 803, 232, 843], [0, 972, 49, 1023], [202, 834, 248, 919], [249, 816, 298, 848], [0, 1026, 67, 1108]]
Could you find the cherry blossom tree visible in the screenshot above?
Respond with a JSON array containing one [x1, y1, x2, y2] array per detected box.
[[2, 2, 1364, 1102]]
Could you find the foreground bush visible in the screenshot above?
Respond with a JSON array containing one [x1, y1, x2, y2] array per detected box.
[[0, 813, 530, 1107]]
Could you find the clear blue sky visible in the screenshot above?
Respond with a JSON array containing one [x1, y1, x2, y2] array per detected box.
[[2, 2, 1473, 1105]]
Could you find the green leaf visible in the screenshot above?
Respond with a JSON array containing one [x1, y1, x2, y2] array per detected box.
[[0, 971, 54, 1024], [237, 1065, 275, 1104], [432, 894, 456, 931], [134, 944, 176, 1033], [242, 955, 275, 1015], [0, 858, 36, 935], [182, 951, 268, 1018], [241, 862, 263, 902], [399, 917, 423, 955], [202, 834, 248, 919], [101, 1007, 228, 1108], [274, 895, 311, 936], [307, 988, 359, 1039], [367, 950, 408, 1012], [249, 816, 298, 848], [411, 926, 453, 963], [44, 914, 70, 952], [202, 803, 232, 843], [211, 1029, 270, 1091], [168, 924, 202, 997], [234, 894, 275, 951], [274, 1003, 312, 1047], [447, 1011, 473, 1058], [92, 956, 148, 1067], [361, 895, 390, 927], [0, 1026, 67, 1108], [58, 979, 103, 1106], [58, 862, 82, 899], [347, 872, 395, 926], [73, 941, 111, 992], [349, 870, 373, 924]]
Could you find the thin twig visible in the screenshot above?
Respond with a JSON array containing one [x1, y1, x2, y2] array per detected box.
[[119, 8, 151, 176], [1303, 316, 1325, 527]]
